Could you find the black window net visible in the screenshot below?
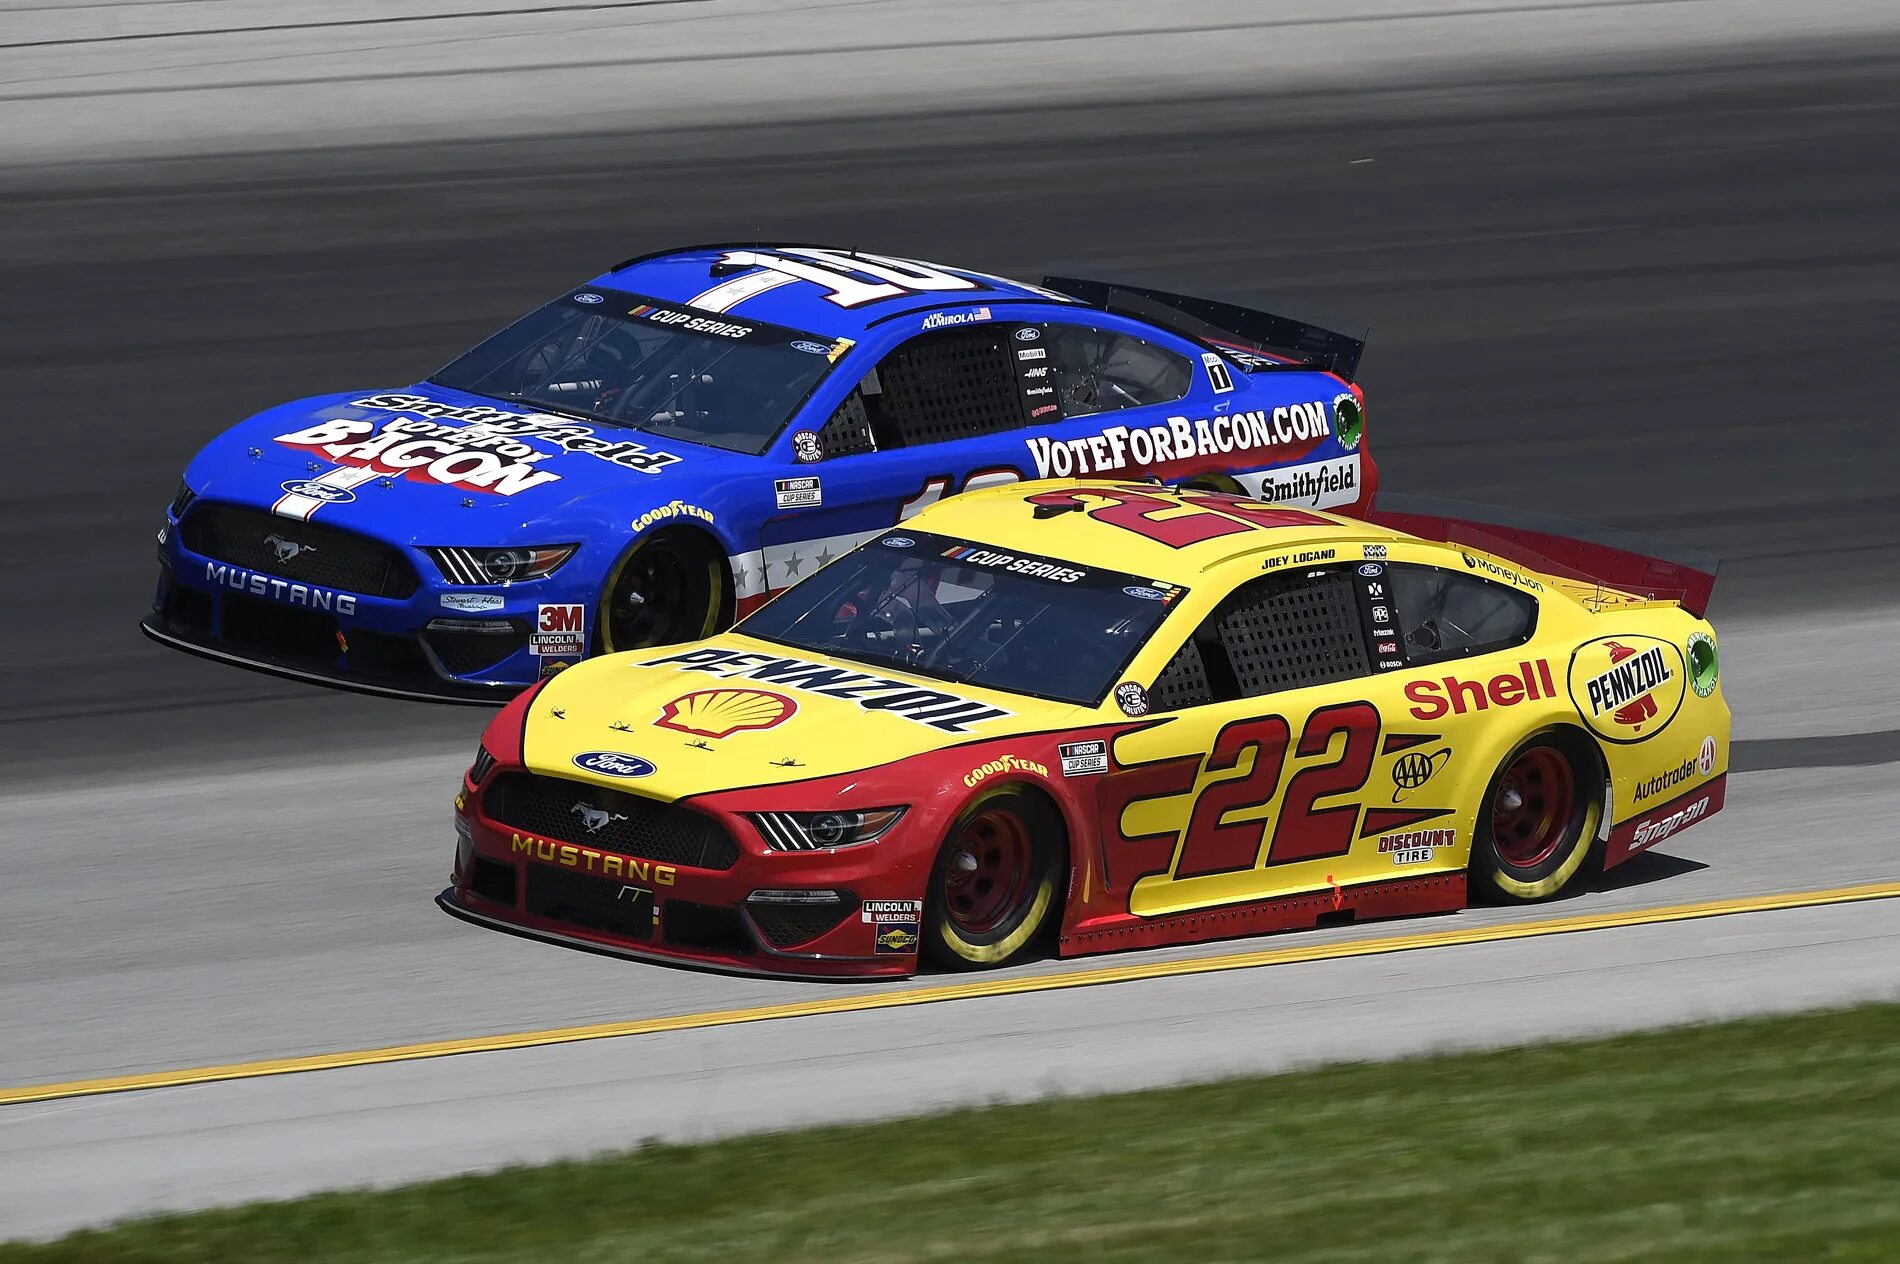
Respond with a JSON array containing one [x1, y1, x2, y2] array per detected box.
[[873, 327, 1022, 446], [1217, 570, 1370, 697]]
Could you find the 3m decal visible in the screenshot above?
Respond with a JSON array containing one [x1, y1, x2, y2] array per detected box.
[[1024, 402, 1332, 479], [1568, 636, 1686, 744], [1405, 661, 1557, 720], [532, 604, 586, 656], [655, 689, 796, 739], [639, 646, 1011, 732]]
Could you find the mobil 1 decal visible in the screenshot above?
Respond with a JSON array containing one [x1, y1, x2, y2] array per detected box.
[[1096, 700, 1451, 894], [1567, 634, 1686, 744]]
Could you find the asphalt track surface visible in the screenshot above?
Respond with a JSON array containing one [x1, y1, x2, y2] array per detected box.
[[3, 31, 1900, 1239]]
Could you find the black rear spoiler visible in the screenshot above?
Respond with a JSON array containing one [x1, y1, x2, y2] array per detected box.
[[1042, 275, 1366, 382], [1367, 494, 1720, 618]]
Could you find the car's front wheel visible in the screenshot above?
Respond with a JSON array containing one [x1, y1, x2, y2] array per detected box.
[[1470, 731, 1603, 902], [600, 529, 728, 653], [924, 788, 1063, 971]]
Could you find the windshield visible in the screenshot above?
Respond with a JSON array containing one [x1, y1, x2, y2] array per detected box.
[[429, 288, 847, 456], [738, 531, 1187, 706]]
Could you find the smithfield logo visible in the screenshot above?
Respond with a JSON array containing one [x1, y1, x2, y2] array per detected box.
[[278, 479, 356, 504], [572, 751, 656, 778]]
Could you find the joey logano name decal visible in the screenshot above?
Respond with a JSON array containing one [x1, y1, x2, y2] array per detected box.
[[1024, 402, 1332, 480], [273, 393, 682, 496], [638, 646, 1011, 733]]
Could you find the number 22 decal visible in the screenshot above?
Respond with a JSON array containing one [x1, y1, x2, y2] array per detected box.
[[1025, 485, 1328, 549], [1108, 701, 1382, 886]]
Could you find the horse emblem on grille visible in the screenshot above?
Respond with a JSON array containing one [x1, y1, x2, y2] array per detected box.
[[571, 802, 629, 834], [263, 533, 316, 563]]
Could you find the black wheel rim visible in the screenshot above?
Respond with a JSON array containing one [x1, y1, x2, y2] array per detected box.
[[607, 544, 695, 650]]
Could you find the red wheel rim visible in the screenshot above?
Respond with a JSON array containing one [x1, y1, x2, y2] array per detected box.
[[945, 809, 1033, 936], [1492, 747, 1575, 869]]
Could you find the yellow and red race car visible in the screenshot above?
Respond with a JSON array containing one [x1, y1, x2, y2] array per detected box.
[[440, 480, 1729, 976]]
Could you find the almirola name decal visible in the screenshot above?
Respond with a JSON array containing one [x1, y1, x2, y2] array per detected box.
[[1024, 401, 1335, 478]]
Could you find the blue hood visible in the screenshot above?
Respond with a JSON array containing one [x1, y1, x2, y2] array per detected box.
[[185, 383, 747, 546]]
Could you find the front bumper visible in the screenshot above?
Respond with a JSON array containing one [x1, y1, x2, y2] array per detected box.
[[147, 500, 591, 702], [442, 773, 931, 978]]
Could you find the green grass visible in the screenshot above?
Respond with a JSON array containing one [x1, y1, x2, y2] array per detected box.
[[11, 1004, 1900, 1263]]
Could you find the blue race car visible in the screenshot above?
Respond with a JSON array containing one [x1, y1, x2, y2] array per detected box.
[[144, 244, 1374, 702]]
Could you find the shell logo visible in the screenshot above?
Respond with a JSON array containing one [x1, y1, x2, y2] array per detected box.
[[655, 688, 797, 739]]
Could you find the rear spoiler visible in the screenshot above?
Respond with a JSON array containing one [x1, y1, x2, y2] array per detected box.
[[1367, 494, 1719, 618], [1041, 276, 1367, 383]]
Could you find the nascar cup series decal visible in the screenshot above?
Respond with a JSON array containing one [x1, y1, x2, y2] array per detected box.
[[1567, 635, 1686, 744]]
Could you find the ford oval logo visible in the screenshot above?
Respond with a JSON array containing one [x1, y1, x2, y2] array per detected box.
[[881, 536, 914, 549], [573, 751, 655, 778], [279, 479, 356, 504], [1358, 563, 1384, 577], [573, 292, 604, 305], [790, 340, 831, 355], [1014, 326, 1041, 341], [1123, 585, 1166, 601]]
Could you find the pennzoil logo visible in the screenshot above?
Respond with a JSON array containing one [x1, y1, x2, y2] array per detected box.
[[1568, 635, 1686, 744], [655, 688, 797, 739]]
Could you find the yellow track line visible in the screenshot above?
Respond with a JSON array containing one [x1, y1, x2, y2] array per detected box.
[[6, 881, 1896, 1108]]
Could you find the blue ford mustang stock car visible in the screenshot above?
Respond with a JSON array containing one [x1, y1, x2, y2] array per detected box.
[[144, 244, 1374, 702]]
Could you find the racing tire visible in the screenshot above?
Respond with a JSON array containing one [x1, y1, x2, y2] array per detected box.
[[1470, 729, 1603, 903], [923, 788, 1064, 971], [599, 529, 728, 654]]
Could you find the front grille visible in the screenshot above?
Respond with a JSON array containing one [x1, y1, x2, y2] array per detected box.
[[181, 501, 419, 599], [524, 865, 654, 939], [484, 773, 740, 870], [220, 590, 340, 662], [426, 626, 530, 675], [747, 900, 856, 949], [664, 901, 752, 952], [469, 855, 517, 906]]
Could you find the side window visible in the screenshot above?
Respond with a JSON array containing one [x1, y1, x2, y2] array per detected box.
[[1043, 324, 1193, 420], [817, 326, 1021, 456], [1386, 564, 1537, 666], [1148, 567, 1372, 711]]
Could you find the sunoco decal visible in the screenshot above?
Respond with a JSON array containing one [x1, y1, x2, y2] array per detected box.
[[1568, 635, 1686, 744], [638, 646, 1011, 732]]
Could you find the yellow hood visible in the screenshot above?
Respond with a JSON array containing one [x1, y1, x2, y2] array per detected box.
[[522, 634, 1076, 799]]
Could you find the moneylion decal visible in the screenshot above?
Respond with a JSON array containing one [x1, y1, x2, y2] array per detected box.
[[1567, 634, 1686, 744]]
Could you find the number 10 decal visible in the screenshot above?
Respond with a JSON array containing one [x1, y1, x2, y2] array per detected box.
[[1111, 701, 1383, 886]]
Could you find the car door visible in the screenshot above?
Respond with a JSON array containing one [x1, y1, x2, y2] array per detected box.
[[1094, 554, 1502, 920]]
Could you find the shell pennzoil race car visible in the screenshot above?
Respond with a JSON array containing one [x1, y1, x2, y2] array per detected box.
[[142, 244, 1371, 702], [440, 479, 1729, 976]]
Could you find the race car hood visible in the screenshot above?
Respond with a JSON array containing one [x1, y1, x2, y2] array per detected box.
[[183, 383, 744, 543], [519, 634, 1075, 800]]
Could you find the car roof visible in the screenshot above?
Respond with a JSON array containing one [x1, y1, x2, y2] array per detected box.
[[914, 479, 1414, 584], [592, 243, 1075, 341]]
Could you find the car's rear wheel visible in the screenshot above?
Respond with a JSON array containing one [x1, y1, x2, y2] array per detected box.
[[924, 789, 1063, 971], [600, 530, 727, 653], [1471, 731, 1602, 902]]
